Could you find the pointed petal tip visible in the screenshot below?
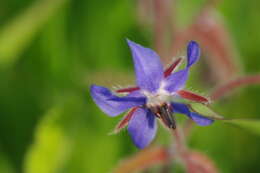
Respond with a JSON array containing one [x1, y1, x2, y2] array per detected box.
[[89, 84, 101, 97], [135, 142, 148, 149], [126, 38, 138, 47], [90, 84, 96, 90], [171, 102, 214, 126], [187, 41, 199, 50], [90, 85, 143, 117], [188, 40, 199, 46], [126, 38, 131, 43], [89, 84, 120, 116], [126, 39, 164, 92], [190, 112, 214, 126], [187, 40, 200, 67], [126, 39, 146, 53]]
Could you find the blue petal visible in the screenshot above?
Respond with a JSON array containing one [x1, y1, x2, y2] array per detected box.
[[164, 69, 188, 93], [171, 102, 213, 126], [108, 95, 146, 103], [127, 39, 164, 92], [172, 102, 190, 114], [90, 85, 145, 117], [187, 41, 200, 67], [128, 108, 157, 149], [164, 41, 200, 93], [189, 112, 214, 126]]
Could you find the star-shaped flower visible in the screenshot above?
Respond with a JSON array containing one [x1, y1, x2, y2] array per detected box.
[[90, 40, 213, 149]]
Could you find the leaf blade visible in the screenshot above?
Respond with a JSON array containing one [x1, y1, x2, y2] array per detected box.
[[221, 119, 260, 136]]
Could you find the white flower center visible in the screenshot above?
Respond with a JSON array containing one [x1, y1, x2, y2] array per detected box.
[[142, 81, 173, 107]]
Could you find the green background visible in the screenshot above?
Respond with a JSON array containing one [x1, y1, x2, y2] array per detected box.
[[0, 0, 260, 172]]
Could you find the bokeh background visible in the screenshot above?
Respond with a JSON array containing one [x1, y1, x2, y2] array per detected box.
[[0, 0, 260, 172]]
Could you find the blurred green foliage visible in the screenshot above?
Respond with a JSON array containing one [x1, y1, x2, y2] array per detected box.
[[0, 0, 260, 173]]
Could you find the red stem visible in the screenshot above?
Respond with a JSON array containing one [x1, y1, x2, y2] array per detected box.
[[113, 147, 170, 173], [154, 0, 166, 57], [210, 75, 260, 100], [172, 129, 190, 171]]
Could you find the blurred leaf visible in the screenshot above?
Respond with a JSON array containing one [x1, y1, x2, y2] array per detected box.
[[23, 94, 122, 173], [189, 103, 224, 120], [190, 102, 260, 138], [0, 0, 67, 68], [22, 94, 85, 173], [0, 150, 15, 173], [221, 119, 260, 136], [189, 103, 260, 136], [23, 106, 72, 173]]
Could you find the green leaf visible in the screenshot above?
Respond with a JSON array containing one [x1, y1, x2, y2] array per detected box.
[[221, 119, 260, 136], [0, 149, 15, 173], [23, 107, 72, 173], [0, 0, 67, 68], [189, 103, 224, 120], [190, 103, 260, 136]]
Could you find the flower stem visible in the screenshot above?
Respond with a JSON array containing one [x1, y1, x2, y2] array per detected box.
[[113, 147, 170, 173], [210, 74, 260, 100]]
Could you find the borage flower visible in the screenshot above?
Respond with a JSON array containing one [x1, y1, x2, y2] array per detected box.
[[90, 40, 213, 149]]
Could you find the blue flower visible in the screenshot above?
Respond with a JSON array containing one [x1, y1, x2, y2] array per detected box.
[[90, 40, 213, 149]]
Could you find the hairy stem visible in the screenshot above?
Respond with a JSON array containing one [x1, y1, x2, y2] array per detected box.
[[113, 147, 170, 173], [210, 74, 260, 100]]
